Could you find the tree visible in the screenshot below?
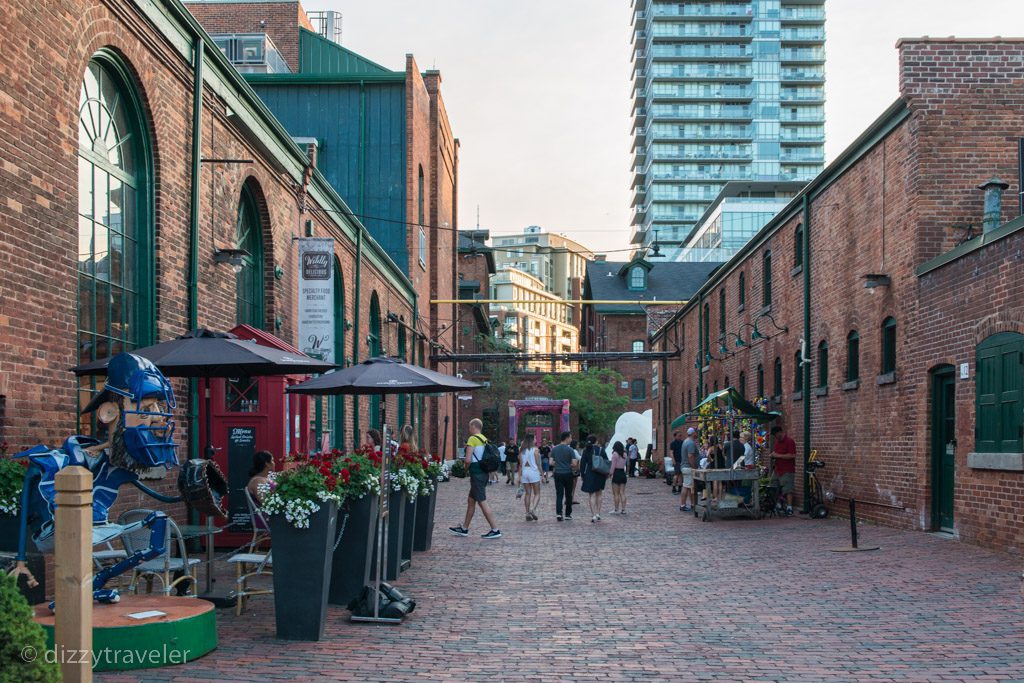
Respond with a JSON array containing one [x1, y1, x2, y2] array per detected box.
[[474, 334, 516, 438], [543, 368, 628, 438]]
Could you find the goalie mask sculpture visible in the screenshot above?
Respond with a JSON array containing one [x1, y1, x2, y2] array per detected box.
[[9, 353, 227, 606]]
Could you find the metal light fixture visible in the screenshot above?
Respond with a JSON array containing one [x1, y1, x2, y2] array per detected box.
[[213, 247, 249, 274], [648, 229, 666, 258], [751, 312, 788, 340], [719, 342, 730, 356], [863, 273, 891, 293], [733, 333, 746, 348]]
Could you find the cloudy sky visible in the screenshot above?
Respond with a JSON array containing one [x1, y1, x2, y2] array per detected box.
[[332, 0, 1024, 255]]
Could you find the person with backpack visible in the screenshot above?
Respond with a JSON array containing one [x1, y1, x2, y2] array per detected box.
[[579, 435, 609, 522], [449, 418, 502, 539]]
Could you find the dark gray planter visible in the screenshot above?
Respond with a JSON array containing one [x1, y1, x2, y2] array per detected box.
[[0, 514, 20, 553], [400, 494, 417, 566], [413, 481, 438, 552], [328, 494, 377, 606], [369, 489, 405, 581], [269, 500, 337, 641]]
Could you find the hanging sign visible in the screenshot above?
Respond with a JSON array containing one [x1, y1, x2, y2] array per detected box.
[[297, 237, 335, 362]]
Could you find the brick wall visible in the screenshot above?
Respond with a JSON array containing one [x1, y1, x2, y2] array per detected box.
[[653, 39, 1024, 554], [184, 1, 310, 72]]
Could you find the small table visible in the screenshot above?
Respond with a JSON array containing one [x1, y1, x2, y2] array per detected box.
[[178, 523, 223, 595], [692, 468, 761, 521]]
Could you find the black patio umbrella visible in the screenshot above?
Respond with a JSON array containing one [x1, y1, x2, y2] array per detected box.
[[285, 356, 481, 397], [73, 328, 336, 455]]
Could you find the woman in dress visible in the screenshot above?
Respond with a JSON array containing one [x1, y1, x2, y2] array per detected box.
[[517, 434, 541, 521], [609, 440, 629, 514], [579, 435, 609, 522]]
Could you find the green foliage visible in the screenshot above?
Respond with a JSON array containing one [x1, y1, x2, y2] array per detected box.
[[0, 457, 25, 516], [473, 333, 516, 436], [0, 572, 59, 683], [449, 460, 467, 478], [543, 368, 629, 438]]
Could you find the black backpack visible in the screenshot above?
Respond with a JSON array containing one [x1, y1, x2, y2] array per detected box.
[[476, 436, 501, 473]]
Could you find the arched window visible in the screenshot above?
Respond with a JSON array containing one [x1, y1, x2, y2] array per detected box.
[[977, 332, 1024, 453], [629, 266, 646, 290], [739, 371, 746, 397], [817, 340, 829, 388], [417, 165, 425, 226], [762, 249, 773, 307], [757, 363, 765, 398], [846, 331, 859, 382], [713, 379, 719, 393], [235, 184, 264, 327], [369, 293, 382, 429], [794, 223, 804, 269], [724, 376, 730, 389], [794, 349, 802, 392], [702, 303, 710, 361], [77, 54, 154, 424], [632, 340, 644, 353], [881, 317, 897, 374], [719, 288, 726, 336], [328, 258, 346, 448], [738, 271, 746, 308]]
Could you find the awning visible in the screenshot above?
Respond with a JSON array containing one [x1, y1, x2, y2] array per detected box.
[[670, 387, 780, 429]]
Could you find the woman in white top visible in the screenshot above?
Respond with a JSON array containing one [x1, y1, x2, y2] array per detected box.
[[518, 435, 541, 521]]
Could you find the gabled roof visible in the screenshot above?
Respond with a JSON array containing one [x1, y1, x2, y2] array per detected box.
[[617, 257, 653, 276], [584, 261, 722, 314], [298, 28, 397, 76]]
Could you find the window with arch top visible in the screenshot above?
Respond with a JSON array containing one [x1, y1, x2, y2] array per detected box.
[[846, 331, 860, 382], [762, 249, 773, 307], [629, 265, 646, 291], [773, 357, 782, 397], [738, 271, 746, 308], [794, 223, 804, 269], [235, 184, 264, 328], [817, 340, 829, 388], [881, 317, 896, 374], [632, 340, 644, 353]]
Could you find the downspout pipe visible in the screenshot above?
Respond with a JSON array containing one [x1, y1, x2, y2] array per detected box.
[[801, 193, 812, 513], [697, 292, 704, 400], [352, 82, 366, 444], [188, 38, 204, 463]]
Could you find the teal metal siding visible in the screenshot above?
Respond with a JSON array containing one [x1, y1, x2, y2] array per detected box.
[[252, 82, 409, 271], [298, 29, 393, 76]]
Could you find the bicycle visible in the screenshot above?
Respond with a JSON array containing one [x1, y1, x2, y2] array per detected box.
[[806, 449, 832, 519]]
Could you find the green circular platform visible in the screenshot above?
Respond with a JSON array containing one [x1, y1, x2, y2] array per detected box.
[[34, 594, 217, 671]]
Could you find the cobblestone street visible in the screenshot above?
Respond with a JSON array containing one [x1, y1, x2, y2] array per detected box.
[[103, 476, 1024, 682]]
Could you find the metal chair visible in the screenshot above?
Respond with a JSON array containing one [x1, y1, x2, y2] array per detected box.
[[227, 488, 273, 615], [117, 509, 199, 596], [91, 540, 127, 572]]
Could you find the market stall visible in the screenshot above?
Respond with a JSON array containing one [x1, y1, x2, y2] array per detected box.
[[671, 388, 780, 522]]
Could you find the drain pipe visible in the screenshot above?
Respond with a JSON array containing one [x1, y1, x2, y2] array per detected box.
[[188, 38, 204, 463], [801, 193, 812, 513], [352, 82, 367, 444]]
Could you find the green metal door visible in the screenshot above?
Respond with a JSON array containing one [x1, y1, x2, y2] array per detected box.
[[931, 368, 956, 531]]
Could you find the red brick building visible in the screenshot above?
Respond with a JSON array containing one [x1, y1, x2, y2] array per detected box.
[[652, 39, 1024, 554], [0, 0, 437, 523]]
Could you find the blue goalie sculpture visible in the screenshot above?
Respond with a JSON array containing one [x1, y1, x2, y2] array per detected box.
[[8, 352, 227, 605]]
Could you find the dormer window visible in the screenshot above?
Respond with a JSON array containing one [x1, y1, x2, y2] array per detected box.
[[629, 265, 646, 291]]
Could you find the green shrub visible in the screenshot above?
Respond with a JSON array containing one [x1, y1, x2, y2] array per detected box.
[[449, 460, 467, 478], [0, 571, 59, 683]]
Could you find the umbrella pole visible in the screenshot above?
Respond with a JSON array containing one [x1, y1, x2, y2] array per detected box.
[[203, 377, 214, 459], [441, 415, 449, 462]]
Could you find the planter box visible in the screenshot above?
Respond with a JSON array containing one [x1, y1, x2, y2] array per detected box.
[[328, 494, 377, 607], [0, 513, 21, 553], [413, 483, 437, 552], [400, 495, 417, 566], [369, 489, 404, 582], [269, 500, 337, 641]]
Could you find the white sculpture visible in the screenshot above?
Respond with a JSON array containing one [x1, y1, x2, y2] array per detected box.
[[606, 409, 653, 456]]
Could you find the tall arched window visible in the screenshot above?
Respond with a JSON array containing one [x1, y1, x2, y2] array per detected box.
[[702, 303, 710, 361], [369, 293, 382, 429], [235, 184, 264, 327], [773, 357, 782, 397], [762, 249, 773, 307], [739, 371, 746, 397], [756, 363, 764, 398], [417, 165, 425, 225], [738, 271, 746, 309], [793, 349, 802, 391], [817, 340, 829, 388], [846, 331, 860, 382], [329, 258, 346, 448], [881, 317, 897, 374], [77, 54, 154, 423], [718, 288, 726, 336], [793, 223, 804, 269]]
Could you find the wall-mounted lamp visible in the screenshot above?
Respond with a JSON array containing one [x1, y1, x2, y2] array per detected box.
[[863, 273, 891, 293], [751, 313, 788, 340], [274, 265, 284, 281], [344, 320, 353, 331], [213, 247, 249, 274]]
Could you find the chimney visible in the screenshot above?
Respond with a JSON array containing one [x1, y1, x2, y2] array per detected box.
[[978, 177, 1009, 233]]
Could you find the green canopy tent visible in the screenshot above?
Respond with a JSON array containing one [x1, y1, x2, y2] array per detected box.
[[671, 387, 780, 430]]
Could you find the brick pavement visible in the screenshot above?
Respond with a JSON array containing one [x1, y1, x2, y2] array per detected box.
[[101, 476, 1024, 682]]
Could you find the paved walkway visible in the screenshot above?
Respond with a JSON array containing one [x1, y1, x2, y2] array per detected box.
[[102, 476, 1024, 682]]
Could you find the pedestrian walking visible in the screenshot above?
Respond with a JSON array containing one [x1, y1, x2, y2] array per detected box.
[[550, 431, 578, 521], [627, 438, 640, 477], [540, 441, 551, 483], [570, 439, 581, 507], [505, 440, 519, 485], [517, 435, 541, 521], [579, 436, 609, 522], [669, 430, 684, 494], [771, 425, 797, 516], [609, 441, 628, 514], [678, 427, 698, 512], [494, 441, 506, 484], [449, 418, 502, 539]]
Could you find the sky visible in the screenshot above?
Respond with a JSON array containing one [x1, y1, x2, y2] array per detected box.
[[329, 0, 1024, 256]]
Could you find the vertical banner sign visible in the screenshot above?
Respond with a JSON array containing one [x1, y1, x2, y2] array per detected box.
[[651, 361, 660, 399], [298, 238, 335, 362], [227, 426, 256, 529]]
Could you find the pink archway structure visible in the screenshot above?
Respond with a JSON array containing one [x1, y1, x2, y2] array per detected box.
[[508, 398, 570, 442]]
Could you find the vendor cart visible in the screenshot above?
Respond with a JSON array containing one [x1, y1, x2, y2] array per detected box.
[[692, 468, 761, 521], [671, 387, 780, 522]]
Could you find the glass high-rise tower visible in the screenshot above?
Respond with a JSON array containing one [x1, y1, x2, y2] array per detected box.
[[630, 1, 825, 257]]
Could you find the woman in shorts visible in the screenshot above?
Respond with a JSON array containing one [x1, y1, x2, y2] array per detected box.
[[518, 435, 541, 521], [609, 440, 629, 514]]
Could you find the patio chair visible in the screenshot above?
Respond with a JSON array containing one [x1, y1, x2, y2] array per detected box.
[[117, 509, 199, 596], [92, 540, 127, 572], [228, 489, 272, 615]]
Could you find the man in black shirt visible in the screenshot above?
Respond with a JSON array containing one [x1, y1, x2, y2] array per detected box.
[[669, 431, 684, 494], [550, 431, 579, 521]]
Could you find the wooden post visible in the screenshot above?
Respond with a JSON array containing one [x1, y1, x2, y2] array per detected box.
[[55, 466, 92, 683]]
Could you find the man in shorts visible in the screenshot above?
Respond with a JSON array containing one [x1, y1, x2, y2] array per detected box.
[[449, 418, 502, 539], [678, 427, 698, 512], [771, 425, 797, 516]]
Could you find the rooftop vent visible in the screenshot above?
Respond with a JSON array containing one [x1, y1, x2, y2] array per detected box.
[[308, 10, 342, 45]]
